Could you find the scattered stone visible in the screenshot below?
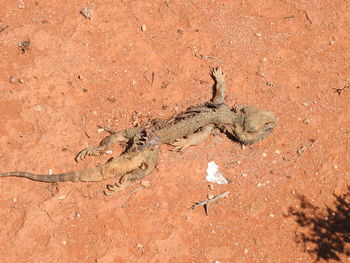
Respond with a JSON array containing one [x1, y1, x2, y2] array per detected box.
[[257, 180, 270, 187], [297, 145, 306, 155], [18, 0, 25, 8], [262, 152, 267, 157], [266, 81, 274, 87], [303, 118, 311, 124], [140, 180, 151, 187], [255, 32, 262, 37], [244, 248, 249, 254], [302, 102, 309, 106], [34, 105, 41, 112], [141, 24, 147, 32], [19, 78, 25, 84], [329, 38, 335, 45], [80, 7, 93, 19], [18, 40, 30, 53], [261, 57, 268, 62], [333, 165, 338, 169], [274, 149, 280, 154], [9, 76, 17, 83]]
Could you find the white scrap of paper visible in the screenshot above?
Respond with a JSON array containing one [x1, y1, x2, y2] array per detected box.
[[205, 161, 229, 184]]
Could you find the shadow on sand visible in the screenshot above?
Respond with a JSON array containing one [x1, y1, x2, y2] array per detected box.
[[288, 187, 350, 262]]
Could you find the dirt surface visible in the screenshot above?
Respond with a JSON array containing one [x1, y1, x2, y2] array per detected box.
[[0, 0, 349, 262]]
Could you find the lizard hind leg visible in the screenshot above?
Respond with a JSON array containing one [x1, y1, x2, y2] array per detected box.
[[104, 146, 160, 195], [75, 130, 131, 161]]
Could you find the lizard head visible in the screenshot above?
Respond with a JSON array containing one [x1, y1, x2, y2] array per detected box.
[[231, 106, 277, 144]]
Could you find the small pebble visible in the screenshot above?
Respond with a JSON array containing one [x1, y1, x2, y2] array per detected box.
[[136, 244, 143, 248], [274, 150, 280, 154], [141, 24, 147, 32], [297, 146, 306, 155], [140, 180, 151, 187], [255, 32, 262, 37], [244, 248, 249, 254], [303, 119, 311, 124], [34, 105, 41, 112], [262, 152, 267, 157], [333, 165, 338, 169], [261, 57, 268, 62], [18, 0, 25, 8], [208, 194, 215, 199], [19, 79, 25, 84], [9, 76, 17, 83], [80, 7, 93, 19], [62, 241, 67, 245]]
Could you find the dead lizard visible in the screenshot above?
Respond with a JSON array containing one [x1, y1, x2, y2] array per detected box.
[[0, 68, 277, 194]]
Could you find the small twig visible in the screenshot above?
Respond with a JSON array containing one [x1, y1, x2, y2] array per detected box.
[[194, 54, 224, 63], [190, 191, 229, 215], [121, 187, 144, 207], [0, 25, 9, 33], [333, 85, 350, 95]]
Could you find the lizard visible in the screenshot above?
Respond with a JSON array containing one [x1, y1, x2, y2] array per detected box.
[[0, 68, 277, 194]]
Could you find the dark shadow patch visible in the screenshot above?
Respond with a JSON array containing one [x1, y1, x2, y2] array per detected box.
[[288, 187, 350, 262]]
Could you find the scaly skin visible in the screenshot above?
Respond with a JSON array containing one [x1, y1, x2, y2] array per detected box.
[[0, 68, 277, 193]]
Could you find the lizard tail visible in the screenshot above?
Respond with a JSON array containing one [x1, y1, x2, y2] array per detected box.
[[0, 172, 80, 182]]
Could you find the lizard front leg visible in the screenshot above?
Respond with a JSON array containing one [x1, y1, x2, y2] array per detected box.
[[171, 124, 215, 152], [75, 127, 140, 161], [105, 146, 160, 194], [211, 67, 226, 104]]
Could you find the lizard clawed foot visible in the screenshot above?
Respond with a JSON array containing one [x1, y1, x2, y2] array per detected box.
[[104, 180, 131, 195], [171, 138, 190, 152], [75, 147, 105, 162], [212, 67, 225, 82]]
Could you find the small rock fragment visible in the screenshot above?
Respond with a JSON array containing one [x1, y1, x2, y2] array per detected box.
[[80, 7, 93, 19], [205, 161, 229, 185], [303, 118, 311, 124], [19, 79, 25, 84], [255, 32, 262, 37], [141, 24, 147, 32], [9, 76, 17, 83], [140, 180, 151, 187], [18, 0, 25, 8], [297, 146, 306, 155]]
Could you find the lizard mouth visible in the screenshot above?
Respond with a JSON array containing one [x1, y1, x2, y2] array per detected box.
[[231, 118, 277, 145]]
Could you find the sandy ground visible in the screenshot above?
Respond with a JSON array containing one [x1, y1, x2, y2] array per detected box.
[[0, 0, 349, 262]]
